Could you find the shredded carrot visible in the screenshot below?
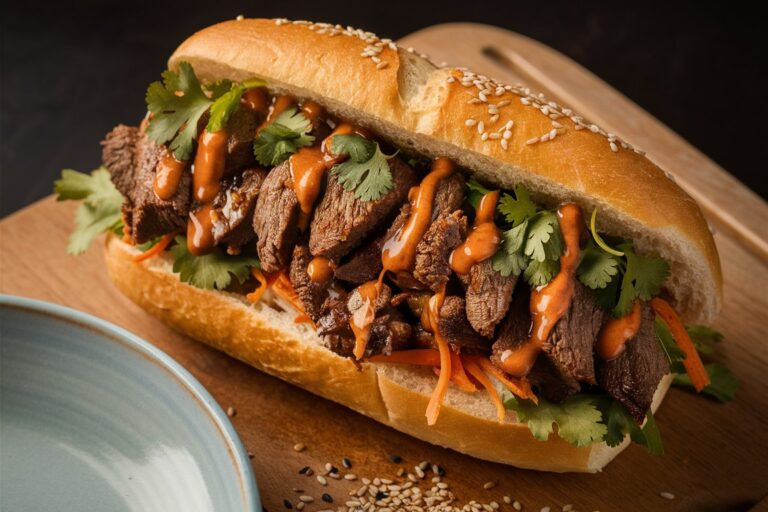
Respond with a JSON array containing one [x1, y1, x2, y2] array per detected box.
[[246, 268, 268, 303], [368, 349, 441, 366], [133, 232, 174, 262], [450, 352, 478, 392], [651, 297, 710, 391], [475, 356, 538, 404], [272, 273, 314, 325], [121, 210, 133, 244], [423, 284, 452, 426], [425, 330, 452, 426], [462, 356, 505, 423]]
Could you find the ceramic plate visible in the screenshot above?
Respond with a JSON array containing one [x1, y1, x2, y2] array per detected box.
[[0, 295, 260, 512]]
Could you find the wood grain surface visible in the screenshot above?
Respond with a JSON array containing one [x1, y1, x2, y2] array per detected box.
[[2, 23, 767, 512]]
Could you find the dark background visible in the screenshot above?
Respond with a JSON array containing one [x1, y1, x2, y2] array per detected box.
[[1, 1, 765, 217]]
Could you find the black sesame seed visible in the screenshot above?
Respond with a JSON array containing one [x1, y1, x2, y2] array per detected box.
[[342, 457, 352, 469], [298, 466, 310, 475], [375, 491, 388, 501], [283, 499, 292, 509], [322, 493, 333, 503], [389, 455, 402, 463], [329, 465, 339, 474]]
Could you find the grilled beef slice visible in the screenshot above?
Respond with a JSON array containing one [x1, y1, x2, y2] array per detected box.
[[437, 296, 490, 352], [317, 284, 411, 358], [101, 124, 139, 197], [333, 207, 409, 285], [102, 126, 191, 244], [465, 259, 517, 338], [598, 302, 669, 421], [289, 244, 331, 322], [413, 211, 467, 291], [543, 282, 604, 387], [433, 173, 466, 216], [491, 286, 582, 402], [211, 168, 266, 248], [223, 108, 260, 175], [309, 157, 417, 261], [253, 161, 300, 272]]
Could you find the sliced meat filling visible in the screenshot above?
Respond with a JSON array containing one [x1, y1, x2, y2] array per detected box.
[[223, 108, 260, 175], [598, 302, 669, 421], [413, 211, 467, 291], [333, 209, 408, 285], [437, 296, 490, 353], [465, 259, 517, 338], [309, 157, 416, 261], [543, 282, 604, 387], [317, 283, 411, 358], [289, 244, 331, 322], [102, 126, 191, 244], [491, 287, 581, 402], [211, 168, 266, 248], [253, 161, 300, 272], [102, 124, 139, 197]]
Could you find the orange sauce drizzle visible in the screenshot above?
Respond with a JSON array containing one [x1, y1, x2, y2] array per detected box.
[[497, 203, 584, 377], [350, 158, 455, 360], [449, 190, 501, 275], [307, 256, 335, 283], [153, 152, 187, 200], [597, 301, 642, 360], [240, 88, 268, 113]]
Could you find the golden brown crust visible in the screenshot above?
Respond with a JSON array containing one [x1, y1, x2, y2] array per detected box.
[[105, 235, 672, 472], [169, 18, 721, 322]]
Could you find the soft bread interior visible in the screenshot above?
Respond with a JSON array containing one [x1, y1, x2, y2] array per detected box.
[[105, 235, 672, 472]]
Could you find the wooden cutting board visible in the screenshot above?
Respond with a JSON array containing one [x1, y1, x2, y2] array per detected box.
[[2, 23, 767, 512]]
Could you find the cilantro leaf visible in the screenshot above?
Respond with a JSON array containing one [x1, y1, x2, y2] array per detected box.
[[330, 134, 395, 201], [577, 242, 620, 289], [492, 220, 529, 277], [145, 62, 214, 161], [331, 134, 376, 162], [54, 168, 124, 254], [674, 363, 738, 402], [253, 107, 315, 165], [686, 325, 723, 355], [204, 79, 234, 99], [632, 252, 670, 300], [207, 79, 266, 133], [504, 393, 607, 447], [498, 184, 537, 227], [466, 178, 492, 209], [170, 236, 259, 290], [599, 398, 664, 455], [523, 258, 560, 287], [524, 211, 563, 262]]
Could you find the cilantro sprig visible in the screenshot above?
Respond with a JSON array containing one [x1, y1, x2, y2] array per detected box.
[[491, 184, 564, 287], [170, 236, 259, 290], [503, 391, 663, 454], [329, 134, 395, 201], [577, 210, 670, 317], [54, 168, 124, 254], [253, 107, 315, 166], [146, 62, 264, 160]]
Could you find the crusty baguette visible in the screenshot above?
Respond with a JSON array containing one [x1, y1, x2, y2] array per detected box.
[[104, 235, 672, 472], [170, 18, 721, 323]]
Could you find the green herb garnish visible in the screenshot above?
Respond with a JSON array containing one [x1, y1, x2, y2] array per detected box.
[[253, 107, 315, 166], [170, 236, 259, 290], [54, 167, 124, 254], [329, 133, 395, 201]]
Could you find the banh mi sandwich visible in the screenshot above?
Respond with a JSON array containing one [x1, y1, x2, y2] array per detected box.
[[56, 18, 738, 473]]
